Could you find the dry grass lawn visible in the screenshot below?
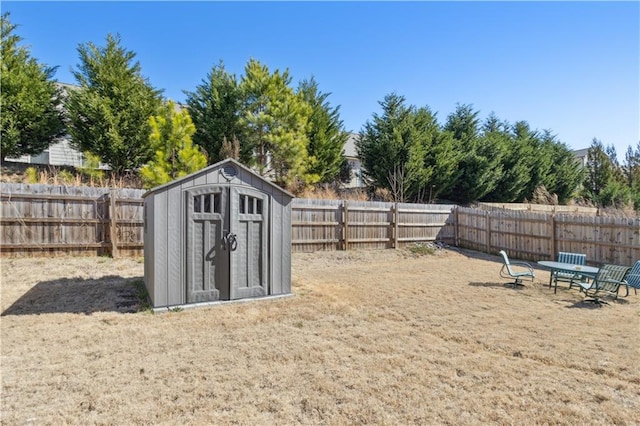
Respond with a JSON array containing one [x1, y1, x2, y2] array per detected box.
[[1, 248, 639, 425]]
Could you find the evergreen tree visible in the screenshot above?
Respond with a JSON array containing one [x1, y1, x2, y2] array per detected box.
[[239, 59, 315, 188], [297, 77, 349, 184], [356, 93, 429, 202], [623, 142, 640, 210], [583, 138, 630, 207], [140, 101, 207, 188], [65, 33, 162, 173], [443, 104, 502, 203], [184, 61, 247, 164], [414, 106, 458, 202], [543, 133, 583, 204], [1, 13, 65, 159]]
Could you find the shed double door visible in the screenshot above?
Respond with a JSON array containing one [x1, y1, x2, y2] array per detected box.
[[186, 186, 268, 302]]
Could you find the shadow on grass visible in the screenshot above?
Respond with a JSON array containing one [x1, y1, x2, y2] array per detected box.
[[1, 276, 147, 316], [566, 297, 630, 309], [468, 281, 526, 290]]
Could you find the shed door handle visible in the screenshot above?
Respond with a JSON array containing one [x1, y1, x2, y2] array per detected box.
[[224, 232, 238, 251]]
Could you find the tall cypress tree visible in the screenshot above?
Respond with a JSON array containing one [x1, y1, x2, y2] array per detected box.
[[356, 93, 430, 202], [66, 33, 162, 173], [297, 77, 349, 184], [184, 61, 247, 164], [1, 13, 65, 160]]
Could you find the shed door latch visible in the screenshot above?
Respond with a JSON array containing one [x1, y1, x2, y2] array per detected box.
[[223, 232, 238, 251]]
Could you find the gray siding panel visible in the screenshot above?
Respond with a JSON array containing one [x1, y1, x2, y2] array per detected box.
[[281, 197, 292, 294], [154, 190, 168, 307], [271, 195, 283, 295], [144, 198, 156, 306], [167, 186, 182, 305]]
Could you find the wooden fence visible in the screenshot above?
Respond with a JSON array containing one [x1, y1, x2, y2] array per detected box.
[[291, 199, 456, 252], [1, 183, 638, 266], [475, 202, 599, 216], [456, 207, 640, 266], [1, 183, 145, 257]]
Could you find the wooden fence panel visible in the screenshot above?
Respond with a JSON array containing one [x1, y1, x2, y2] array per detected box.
[[290, 199, 456, 253], [1, 183, 145, 257], [555, 215, 640, 266], [456, 207, 489, 253], [290, 198, 343, 252], [457, 207, 639, 266]]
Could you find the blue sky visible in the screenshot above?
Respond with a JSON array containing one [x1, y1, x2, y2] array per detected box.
[[4, 1, 639, 160]]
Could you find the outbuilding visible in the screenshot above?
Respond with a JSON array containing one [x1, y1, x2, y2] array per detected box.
[[143, 159, 293, 309]]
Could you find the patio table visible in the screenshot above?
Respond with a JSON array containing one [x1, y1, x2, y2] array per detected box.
[[537, 261, 599, 294]]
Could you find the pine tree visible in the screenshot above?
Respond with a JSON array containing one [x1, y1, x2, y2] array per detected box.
[[140, 101, 207, 188], [1, 13, 65, 159], [239, 59, 315, 188]]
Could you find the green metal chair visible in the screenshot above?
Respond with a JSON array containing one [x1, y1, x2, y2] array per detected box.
[[577, 264, 631, 304], [622, 260, 640, 296], [499, 250, 535, 288], [552, 251, 587, 290]]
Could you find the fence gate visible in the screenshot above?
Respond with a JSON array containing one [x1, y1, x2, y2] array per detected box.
[[186, 185, 269, 303]]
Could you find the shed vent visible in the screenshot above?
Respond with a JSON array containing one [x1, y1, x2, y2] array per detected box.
[[221, 164, 238, 181]]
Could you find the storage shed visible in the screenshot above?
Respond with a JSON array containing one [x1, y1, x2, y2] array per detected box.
[[143, 159, 293, 309]]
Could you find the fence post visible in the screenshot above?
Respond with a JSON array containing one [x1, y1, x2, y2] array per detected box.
[[486, 210, 492, 254], [548, 214, 556, 260], [392, 202, 399, 249], [453, 206, 459, 247], [109, 189, 118, 258], [342, 200, 349, 251]]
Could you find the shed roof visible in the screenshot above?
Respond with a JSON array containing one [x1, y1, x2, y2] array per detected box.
[[142, 158, 295, 199]]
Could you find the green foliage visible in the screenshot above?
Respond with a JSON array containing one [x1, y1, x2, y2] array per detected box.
[[598, 180, 632, 208], [1, 13, 65, 159], [356, 94, 433, 202], [298, 77, 349, 184], [582, 139, 618, 202], [407, 242, 437, 256], [65, 33, 162, 173], [240, 59, 316, 188], [443, 105, 503, 203], [78, 151, 105, 181], [140, 101, 207, 188], [57, 169, 75, 185], [184, 62, 247, 164], [25, 167, 38, 183]]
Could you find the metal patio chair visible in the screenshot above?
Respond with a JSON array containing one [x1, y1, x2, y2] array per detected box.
[[577, 264, 631, 305], [622, 260, 640, 296], [499, 250, 535, 288]]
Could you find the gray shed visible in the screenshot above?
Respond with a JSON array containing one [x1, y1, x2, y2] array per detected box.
[[143, 159, 293, 309]]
